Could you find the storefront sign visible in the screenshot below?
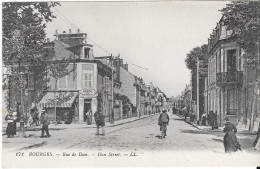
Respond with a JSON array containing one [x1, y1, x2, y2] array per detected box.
[[80, 88, 97, 98]]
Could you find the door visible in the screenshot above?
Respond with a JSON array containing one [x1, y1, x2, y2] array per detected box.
[[84, 99, 91, 122]]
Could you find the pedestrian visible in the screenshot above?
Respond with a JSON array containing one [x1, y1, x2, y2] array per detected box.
[[86, 109, 92, 125], [252, 115, 260, 150], [223, 118, 241, 153], [5, 108, 17, 138], [201, 112, 207, 126], [158, 109, 170, 138], [190, 111, 195, 122], [208, 111, 218, 130], [94, 109, 105, 135], [40, 110, 51, 138]]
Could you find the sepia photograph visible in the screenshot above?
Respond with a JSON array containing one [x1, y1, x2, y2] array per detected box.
[[1, 1, 260, 168]]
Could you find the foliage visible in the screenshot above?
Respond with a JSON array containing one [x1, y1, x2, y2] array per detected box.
[[221, 1, 260, 72], [2, 2, 59, 111], [185, 44, 208, 77], [114, 93, 132, 116]]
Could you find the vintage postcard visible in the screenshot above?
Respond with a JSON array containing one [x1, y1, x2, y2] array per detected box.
[[1, 1, 260, 168]]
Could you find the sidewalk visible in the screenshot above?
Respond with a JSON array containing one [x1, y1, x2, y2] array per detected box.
[[176, 114, 252, 134], [2, 113, 157, 133]]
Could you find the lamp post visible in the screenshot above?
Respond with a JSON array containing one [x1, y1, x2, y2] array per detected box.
[[110, 55, 114, 124], [196, 56, 200, 125], [19, 71, 26, 137]]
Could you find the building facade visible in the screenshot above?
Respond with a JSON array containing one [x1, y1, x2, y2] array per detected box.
[[38, 30, 113, 123], [206, 19, 243, 126]]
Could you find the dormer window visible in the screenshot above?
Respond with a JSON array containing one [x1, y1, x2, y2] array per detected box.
[[83, 47, 90, 59]]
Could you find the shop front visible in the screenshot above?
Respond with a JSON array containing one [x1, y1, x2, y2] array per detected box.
[[38, 91, 79, 123]]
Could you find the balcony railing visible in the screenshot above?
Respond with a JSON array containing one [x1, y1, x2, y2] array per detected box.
[[216, 71, 243, 87]]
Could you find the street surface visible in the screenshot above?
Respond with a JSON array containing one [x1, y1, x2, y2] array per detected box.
[[2, 114, 257, 152], [3, 113, 260, 168]]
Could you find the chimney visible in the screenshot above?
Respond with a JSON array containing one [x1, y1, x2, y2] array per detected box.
[[55, 30, 58, 35], [123, 62, 128, 71], [69, 29, 72, 33], [47, 38, 50, 42], [77, 29, 80, 33]]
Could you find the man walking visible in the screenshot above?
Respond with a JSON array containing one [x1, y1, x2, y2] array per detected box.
[[40, 110, 51, 138], [94, 109, 105, 135], [158, 109, 170, 139]]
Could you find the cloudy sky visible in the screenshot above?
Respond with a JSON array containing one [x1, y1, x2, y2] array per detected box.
[[45, 1, 228, 97]]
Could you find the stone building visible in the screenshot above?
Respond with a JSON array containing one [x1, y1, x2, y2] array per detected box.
[[38, 30, 114, 123], [206, 18, 244, 126]]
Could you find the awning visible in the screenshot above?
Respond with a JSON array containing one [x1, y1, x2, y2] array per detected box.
[[39, 91, 78, 108]]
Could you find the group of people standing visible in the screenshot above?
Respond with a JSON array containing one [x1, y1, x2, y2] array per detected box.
[[5, 108, 51, 138]]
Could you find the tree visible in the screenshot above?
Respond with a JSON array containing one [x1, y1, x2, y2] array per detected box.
[[221, 1, 260, 69], [2, 2, 59, 113], [185, 44, 208, 115], [221, 1, 260, 131], [185, 44, 208, 77]]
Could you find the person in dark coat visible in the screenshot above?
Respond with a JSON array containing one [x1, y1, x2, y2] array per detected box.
[[40, 110, 50, 138], [223, 118, 241, 153], [201, 112, 207, 126], [158, 109, 170, 138], [94, 110, 105, 135], [208, 111, 218, 130], [5, 109, 17, 138]]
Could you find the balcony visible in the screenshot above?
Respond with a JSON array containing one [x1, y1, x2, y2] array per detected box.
[[216, 71, 243, 87]]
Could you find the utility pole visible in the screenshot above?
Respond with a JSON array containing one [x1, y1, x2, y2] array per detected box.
[[111, 55, 114, 124], [196, 56, 200, 124]]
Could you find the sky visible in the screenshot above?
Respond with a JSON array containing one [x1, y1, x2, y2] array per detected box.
[[45, 1, 228, 98]]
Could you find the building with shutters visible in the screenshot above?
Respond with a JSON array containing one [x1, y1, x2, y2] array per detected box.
[[206, 18, 244, 126], [38, 29, 114, 123]]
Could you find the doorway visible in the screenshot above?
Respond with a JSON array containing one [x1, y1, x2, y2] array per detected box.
[[84, 99, 91, 122]]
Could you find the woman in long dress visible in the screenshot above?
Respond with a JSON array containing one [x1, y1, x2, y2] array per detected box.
[[223, 118, 241, 153], [5, 109, 17, 138]]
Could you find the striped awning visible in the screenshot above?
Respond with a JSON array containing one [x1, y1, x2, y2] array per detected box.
[[39, 91, 78, 108]]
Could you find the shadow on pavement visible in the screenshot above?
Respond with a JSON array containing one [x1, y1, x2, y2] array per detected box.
[[180, 129, 210, 135], [211, 138, 223, 143]]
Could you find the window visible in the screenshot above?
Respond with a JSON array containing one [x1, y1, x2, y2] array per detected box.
[[84, 47, 90, 59], [82, 64, 94, 89], [27, 73, 34, 89], [58, 76, 67, 89], [227, 89, 237, 115], [104, 76, 109, 91], [83, 72, 93, 88]]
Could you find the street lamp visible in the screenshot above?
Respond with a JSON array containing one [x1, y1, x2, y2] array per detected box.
[[18, 71, 26, 137], [196, 56, 200, 125]]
